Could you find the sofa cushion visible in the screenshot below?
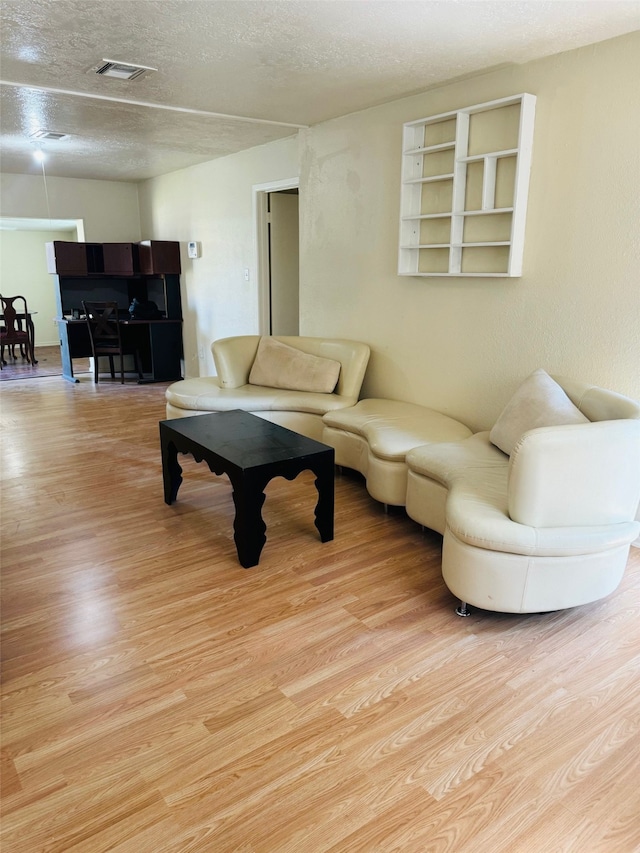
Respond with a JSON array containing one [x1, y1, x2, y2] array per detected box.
[[248, 337, 340, 394], [165, 376, 355, 416], [323, 398, 472, 462], [490, 368, 588, 455]]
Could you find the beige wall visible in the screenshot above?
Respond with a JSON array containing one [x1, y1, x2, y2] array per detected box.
[[0, 174, 141, 350], [0, 228, 76, 347], [300, 31, 640, 430], [138, 136, 298, 377], [0, 174, 141, 242], [5, 33, 637, 429], [134, 32, 639, 427]]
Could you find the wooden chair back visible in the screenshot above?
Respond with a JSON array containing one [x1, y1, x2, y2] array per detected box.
[[82, 301, 122, 348], [0, 294, 32, 366], [82, 301, 142, 384]]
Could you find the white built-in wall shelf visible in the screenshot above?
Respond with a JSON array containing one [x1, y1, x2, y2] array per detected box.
[[398, 93, 536, 277]]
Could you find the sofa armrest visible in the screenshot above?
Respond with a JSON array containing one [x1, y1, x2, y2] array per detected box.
[[212, 336, 261, 388], [508, 419, 640, 527]]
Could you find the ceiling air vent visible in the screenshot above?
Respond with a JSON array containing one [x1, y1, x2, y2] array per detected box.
[[91, 59, 157, 81], [30, 129, 68, 141]]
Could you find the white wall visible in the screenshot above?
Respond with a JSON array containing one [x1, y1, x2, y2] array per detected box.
[[138, 136, 298, 377], [299, 31, 640, 430], [0, 228, 76, 346]]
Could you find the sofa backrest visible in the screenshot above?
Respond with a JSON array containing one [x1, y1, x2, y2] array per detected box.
[[212, 335, 370, 399], [273, 336, 370, 399], [555, 376, 640, 422], [510, 379, 640, 527], [508, 418, 640, 528]]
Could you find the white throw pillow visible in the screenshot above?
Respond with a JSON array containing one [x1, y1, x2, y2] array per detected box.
[[489, 368, 589, 455], [248, 337, 341, 394]]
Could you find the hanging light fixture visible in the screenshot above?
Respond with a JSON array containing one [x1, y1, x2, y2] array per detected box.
[[30, 144, 52, 226]]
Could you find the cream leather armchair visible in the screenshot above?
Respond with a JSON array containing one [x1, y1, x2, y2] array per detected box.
[[406, 376, 640, 615]]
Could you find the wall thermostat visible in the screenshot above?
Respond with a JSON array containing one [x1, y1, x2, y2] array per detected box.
[[187, 241, 200, 259]]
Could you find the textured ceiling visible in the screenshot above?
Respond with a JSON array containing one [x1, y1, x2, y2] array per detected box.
[[1, 0, 639, 182]]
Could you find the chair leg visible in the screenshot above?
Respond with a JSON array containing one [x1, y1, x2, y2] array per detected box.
[[135, 351, 144, 381], [455, 601, 471, 617], [109, 356, 115, 380], [119, 353, 125, 384], [93, 354, 99, 383]]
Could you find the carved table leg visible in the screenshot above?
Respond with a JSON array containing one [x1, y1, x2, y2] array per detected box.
[[161, 438, 183, 504], [312, 460, 334, 543], [229, 471, 267, 568]]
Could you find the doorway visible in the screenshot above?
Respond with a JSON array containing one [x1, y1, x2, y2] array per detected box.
[[253, 179, 299, 336], [0, 217, 83, 359], [268, 190, 299, 335]]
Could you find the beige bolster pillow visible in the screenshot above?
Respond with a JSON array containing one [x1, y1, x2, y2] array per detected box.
[[248, 337, 341, 393]]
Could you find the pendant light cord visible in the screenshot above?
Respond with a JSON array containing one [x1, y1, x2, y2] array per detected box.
[[40, 158, 52, 226]]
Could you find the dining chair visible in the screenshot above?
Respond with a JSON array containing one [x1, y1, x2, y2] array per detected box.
[[0, 294, 33, 368], [82, 301, 144, 384]]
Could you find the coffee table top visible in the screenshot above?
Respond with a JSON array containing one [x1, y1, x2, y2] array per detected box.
[[159, 410, 332, 470]]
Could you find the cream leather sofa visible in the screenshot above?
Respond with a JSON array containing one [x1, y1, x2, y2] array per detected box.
[[405, 374, 640, 615], [165, 335, 371, 442]]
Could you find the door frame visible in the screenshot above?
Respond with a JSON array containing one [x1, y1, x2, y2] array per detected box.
[[252, 177, 299, 335]]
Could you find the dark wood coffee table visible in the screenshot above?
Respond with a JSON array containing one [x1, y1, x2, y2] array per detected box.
[[159, 410, 334, 568]]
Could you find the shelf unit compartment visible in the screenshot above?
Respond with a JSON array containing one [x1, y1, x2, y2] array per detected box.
[[418, 216, 452, 245], [421, 148, 456, 179], [462, 212, 512, 244], [494, 155, 517, 210], [420, 118, 457, 149], [463, 160, 486, 211], [420, 178, 453, 215], [417, 248, 450, 274], [460, 245, 510, 274], [399, 216, 453, 249], [461, 153, 516, 212], [467, 103, 521, 158], [398, 93, 536, 277]]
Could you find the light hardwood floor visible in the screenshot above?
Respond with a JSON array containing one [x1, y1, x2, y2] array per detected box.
[[1, 375, 639, 852]]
